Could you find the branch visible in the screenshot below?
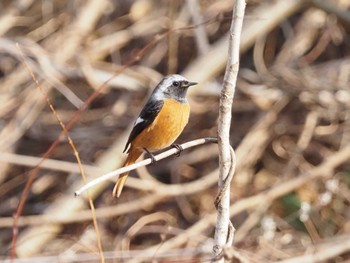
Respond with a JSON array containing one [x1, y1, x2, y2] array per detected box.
[[213, 0, 246, 261], [74, 137, 217, 196], [277, 235, 350, 263]]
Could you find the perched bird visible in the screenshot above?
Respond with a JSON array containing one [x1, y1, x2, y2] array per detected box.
[[113, 74, 197, 197]]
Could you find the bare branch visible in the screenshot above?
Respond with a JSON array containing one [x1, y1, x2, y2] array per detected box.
[[74, 137, 217, 196], [213, 0, 246, 261]]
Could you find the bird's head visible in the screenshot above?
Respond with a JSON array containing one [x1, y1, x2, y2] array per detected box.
[[153, 74, 197, 102]]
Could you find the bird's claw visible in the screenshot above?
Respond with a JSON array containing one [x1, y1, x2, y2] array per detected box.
[[143, 148, 157, 163], [172, 144, 183, 157]]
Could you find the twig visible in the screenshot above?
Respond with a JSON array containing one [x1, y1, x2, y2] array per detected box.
[[16, 44, 105, 263], [186, 0, 210, 55], [2, 142, 348, 241], [74, 137, 218, 196], [184, 0, 306, 90], [277, 234, 350, 263], [214, 146, 236, 208], [11, 20, 165, 258], [311, 0, 350, 26], [121, 212, 176, 257], [213, 0, 246, 261], [0, 152, 101, 175], [0, 247, 209, 263], [133, 143, 350, 257]]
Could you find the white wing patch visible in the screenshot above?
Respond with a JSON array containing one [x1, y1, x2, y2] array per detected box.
[[134, 117, 144, 126]]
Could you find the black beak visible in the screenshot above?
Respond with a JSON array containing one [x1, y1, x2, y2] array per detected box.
[[184, 81, 198, 88]]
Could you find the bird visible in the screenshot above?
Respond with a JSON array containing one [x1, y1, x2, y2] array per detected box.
[[113, 74, 197, 197]]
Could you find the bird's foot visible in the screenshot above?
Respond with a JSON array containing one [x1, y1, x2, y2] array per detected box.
[[143, 148, 157, 163], [171, 144, 183, 157]]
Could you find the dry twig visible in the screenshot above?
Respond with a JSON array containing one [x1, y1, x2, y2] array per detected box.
[[75, 137, 217, 196], [213, 0, 246, 261]]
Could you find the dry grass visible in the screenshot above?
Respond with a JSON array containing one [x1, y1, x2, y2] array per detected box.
[[0, 0, 349, 262]]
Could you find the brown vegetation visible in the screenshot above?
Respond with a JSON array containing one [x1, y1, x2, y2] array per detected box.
[[0, 0, 349, 262]]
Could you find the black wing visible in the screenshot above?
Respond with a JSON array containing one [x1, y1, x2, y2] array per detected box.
[[123, 99, 164, 153]]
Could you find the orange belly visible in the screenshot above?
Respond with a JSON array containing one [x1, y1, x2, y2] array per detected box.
[[131, 98, 190, 151]]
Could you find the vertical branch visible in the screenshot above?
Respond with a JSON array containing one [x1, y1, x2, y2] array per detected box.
[[213, 0, 246, 261]]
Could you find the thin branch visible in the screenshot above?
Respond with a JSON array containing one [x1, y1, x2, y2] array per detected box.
[[0, 247, 209, 263], [186, 0, 210, 55], [214, 146, 236, 208], [0, 152, 101, 174], [277, 235, 350, 263], [311, 0, 350, 26], [16, 44, 105, 263], [213, 0, 246, 261], [1, 143, 348, 231], [74, 137, 218, 196], [131, 143, 350, 258], [9, 28, 164, 258]]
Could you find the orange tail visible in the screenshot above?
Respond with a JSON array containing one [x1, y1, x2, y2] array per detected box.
[[113, 147, 142, 197]]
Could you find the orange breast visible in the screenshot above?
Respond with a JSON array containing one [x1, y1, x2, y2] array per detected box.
[[131, 98, 190, 151]]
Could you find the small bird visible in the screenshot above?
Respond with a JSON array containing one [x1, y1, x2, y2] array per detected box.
[[113, 74, 197, 197]]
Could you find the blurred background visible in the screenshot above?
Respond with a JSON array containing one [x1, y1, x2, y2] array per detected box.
[[0, 0, 349, 262]]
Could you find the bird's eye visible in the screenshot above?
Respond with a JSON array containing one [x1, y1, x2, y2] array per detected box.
[[173, 81, 180, 87]]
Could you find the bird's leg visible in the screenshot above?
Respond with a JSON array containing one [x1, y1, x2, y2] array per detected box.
[[143, 148, 157, 163], [171, 144, 183, 157]]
